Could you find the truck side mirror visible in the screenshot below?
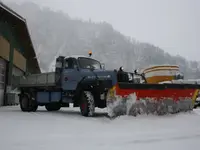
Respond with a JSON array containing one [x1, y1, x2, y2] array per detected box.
[[55, 56, 65, 86], [119, 66, 124, 72], [56, 56, 65, 69], [101, 63, 105, 70], [134, 69, 138, 74]]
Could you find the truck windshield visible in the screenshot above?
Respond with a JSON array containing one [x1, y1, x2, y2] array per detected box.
[[78, 57, 102, 69]]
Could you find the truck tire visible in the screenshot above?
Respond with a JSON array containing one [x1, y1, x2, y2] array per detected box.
[[20, 94, 30, 112], [20, 94, 38, 112], [45, 104, 61, 111], [80, 91, 95, 117]]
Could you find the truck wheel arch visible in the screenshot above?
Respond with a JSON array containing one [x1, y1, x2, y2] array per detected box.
[[73, 79, 95, 106]]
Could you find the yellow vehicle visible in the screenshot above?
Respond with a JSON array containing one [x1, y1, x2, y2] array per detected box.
[[139, 65, 183, 83]]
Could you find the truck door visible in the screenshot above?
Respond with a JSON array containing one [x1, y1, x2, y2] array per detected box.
[[62, 58, 81, 90]]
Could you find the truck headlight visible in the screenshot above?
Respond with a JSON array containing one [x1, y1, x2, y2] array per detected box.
[[128, 73, 133, 81], [107, 85, 116, 99]]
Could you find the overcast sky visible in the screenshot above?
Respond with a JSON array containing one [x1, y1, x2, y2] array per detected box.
[[4, 0, 200, 61]]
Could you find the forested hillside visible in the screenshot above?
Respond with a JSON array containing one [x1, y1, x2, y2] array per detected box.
[[6, 2, 200, 79]]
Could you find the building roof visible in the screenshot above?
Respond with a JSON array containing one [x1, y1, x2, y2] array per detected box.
[[0, 1, 25, 22], [0, 1, 41, 73]]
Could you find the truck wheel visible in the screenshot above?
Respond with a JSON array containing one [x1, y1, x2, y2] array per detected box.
[[20, 94, 32, 112], [45, 104, 61, 111], [194, 105, 197, 109], [20, 94, 38, 112], [80, 91, 95, 117]]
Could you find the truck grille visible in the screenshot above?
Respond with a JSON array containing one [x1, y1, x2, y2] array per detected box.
[[98, 80, 113, 89]]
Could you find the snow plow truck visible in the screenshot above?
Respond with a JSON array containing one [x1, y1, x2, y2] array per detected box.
[[16, 52, 200, 118]]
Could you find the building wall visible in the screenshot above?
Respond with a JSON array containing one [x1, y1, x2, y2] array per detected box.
[[12, 65, 24, 90], [0, 35, 9, 106], [0, 9, 40, 105], [0, 35, 26, 73], [0, 35, 10, 61], [0, 23, 26, 105], [0, 57, 6, 106], [0, 22, 23, 54], [12, 66, 24, 76], [13, 49, 26, 72]]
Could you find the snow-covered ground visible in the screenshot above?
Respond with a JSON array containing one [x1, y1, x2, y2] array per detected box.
[[0, 106, 200, 150]]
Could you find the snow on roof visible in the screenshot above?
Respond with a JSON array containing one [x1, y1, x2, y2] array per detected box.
[[159, 80, 200, 84], [64, 55, 86, 59], [0, 1, 25, 22], [64, 55, 97, 60], [143, 64, 179, 69], [139, 64, 180, 73]]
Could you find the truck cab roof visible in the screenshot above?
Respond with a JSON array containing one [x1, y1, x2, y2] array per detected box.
[[64, 55, 91, 59]]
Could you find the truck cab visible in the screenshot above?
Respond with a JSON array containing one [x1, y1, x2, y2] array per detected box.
[[55, 55, 113, 88]]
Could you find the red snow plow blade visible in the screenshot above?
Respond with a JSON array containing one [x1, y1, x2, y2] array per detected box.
[[106, 83, 200, 117], [106, 66, 200, 118], [116, 83, 199, 101]]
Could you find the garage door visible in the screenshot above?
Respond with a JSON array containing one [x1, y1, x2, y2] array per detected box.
[[0, 57, 6, 106]]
